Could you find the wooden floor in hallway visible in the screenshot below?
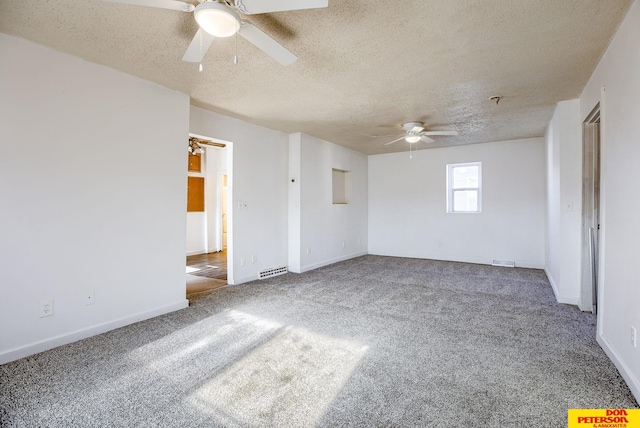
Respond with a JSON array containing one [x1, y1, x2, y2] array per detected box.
[[186, 250, 227, 295]]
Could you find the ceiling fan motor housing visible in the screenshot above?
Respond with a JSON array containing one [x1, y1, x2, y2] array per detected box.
[[402, 121, 425, 132]]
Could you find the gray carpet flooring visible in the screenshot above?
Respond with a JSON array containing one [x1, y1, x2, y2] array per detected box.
[[1, 255, 637, 427]]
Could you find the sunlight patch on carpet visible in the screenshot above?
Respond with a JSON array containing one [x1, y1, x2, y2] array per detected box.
[[127, 310, 282, 372], [186, 325, 368, 426]]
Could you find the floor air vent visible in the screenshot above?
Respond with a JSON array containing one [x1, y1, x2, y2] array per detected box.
[[259, 266, 288, 279], [492, 260, 515, 268]]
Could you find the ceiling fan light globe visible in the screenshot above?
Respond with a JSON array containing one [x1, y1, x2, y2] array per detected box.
[[195, 3, 240, 38], [405, 135, 421, 143]]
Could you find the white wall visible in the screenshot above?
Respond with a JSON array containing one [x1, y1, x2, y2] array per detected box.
[[186, 144, 229, 255], [288, 133, 368, 273], [369, 138, 545, 268], [186, 151, 207, 255], [545, 99, 582, 305], [189, 107, 289, 284], [186, 213, 207, 255], [0, 34, 190, 364], [577, 0, 640, 401], [288, 135, 302, 270], [545, 118, 561, 289], [204, 146, 228, 253]]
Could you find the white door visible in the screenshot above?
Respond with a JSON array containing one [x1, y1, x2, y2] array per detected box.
[[221, 174, 228, 250], [581, 108, 600, 313]]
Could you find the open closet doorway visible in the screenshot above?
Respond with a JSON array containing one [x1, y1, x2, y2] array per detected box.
[[581, 105, 601, 314], [185, 134, 231, 295]]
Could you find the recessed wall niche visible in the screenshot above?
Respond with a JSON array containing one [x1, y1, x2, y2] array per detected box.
[[332, 168, 351, 204]]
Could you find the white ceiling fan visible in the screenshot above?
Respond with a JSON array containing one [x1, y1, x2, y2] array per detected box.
[[383, 122, 458, 146], [101, 0, 328, 65]]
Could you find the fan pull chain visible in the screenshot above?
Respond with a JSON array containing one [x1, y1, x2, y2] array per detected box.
[[409, 142, 419, 159], [199, 30, 203, 72], [234, 32, 239, 65]]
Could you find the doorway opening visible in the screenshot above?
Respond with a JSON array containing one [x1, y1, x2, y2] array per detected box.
[[581, 104, 600, 314], [185, 134, 231, 295]]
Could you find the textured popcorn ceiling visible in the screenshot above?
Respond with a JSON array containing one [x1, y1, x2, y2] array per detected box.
[[0, 0, 632, 154]]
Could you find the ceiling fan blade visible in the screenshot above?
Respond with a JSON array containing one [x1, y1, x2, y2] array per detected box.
[[190, 137, 227, 148], [384, 136, 408, 146], [238, 22, 297, 65], [197, 141, 226, 148], [410, 125, 425, 133], [101, 0, 194, 12], [420, 130, 458, 136], [182, 29, 216, 62], [234, 0, 328, 14], [420, 136, 435, 144]]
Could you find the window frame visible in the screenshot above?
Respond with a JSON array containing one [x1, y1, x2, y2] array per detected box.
[[446, 162, 482, 213]]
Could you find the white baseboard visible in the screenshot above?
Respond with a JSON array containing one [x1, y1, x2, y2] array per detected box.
[[228, 274, 259, 285], [0, 299, 189, 365], [299, 251, 368, 273], [544, 267, 580, 306], [186, 250, 207, 256], [544, 267, 560, 298], [231, 252, 368, 282], [597, 332, 640, 403]]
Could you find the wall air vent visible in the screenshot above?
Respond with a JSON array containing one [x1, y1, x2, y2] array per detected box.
[[259, 266, 288, 279], [492, 260, 515, 268]]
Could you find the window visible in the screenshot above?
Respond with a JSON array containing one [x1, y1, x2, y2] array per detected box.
[[447, 162, 481, 213]]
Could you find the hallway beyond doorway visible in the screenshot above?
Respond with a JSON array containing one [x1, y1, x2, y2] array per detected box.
[[186, 251, 227, 281], [186, 251, 227, 295]]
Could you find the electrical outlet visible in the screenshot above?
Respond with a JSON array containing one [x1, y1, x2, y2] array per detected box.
[[306, 247, 311, 256], [39, 299, 54, 318], [341, 241, 345, 248], [85, 290, 95, 306], [240, 257, 246, 267], [632, 326, 637, 348], [251, 255, 257, 264]]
